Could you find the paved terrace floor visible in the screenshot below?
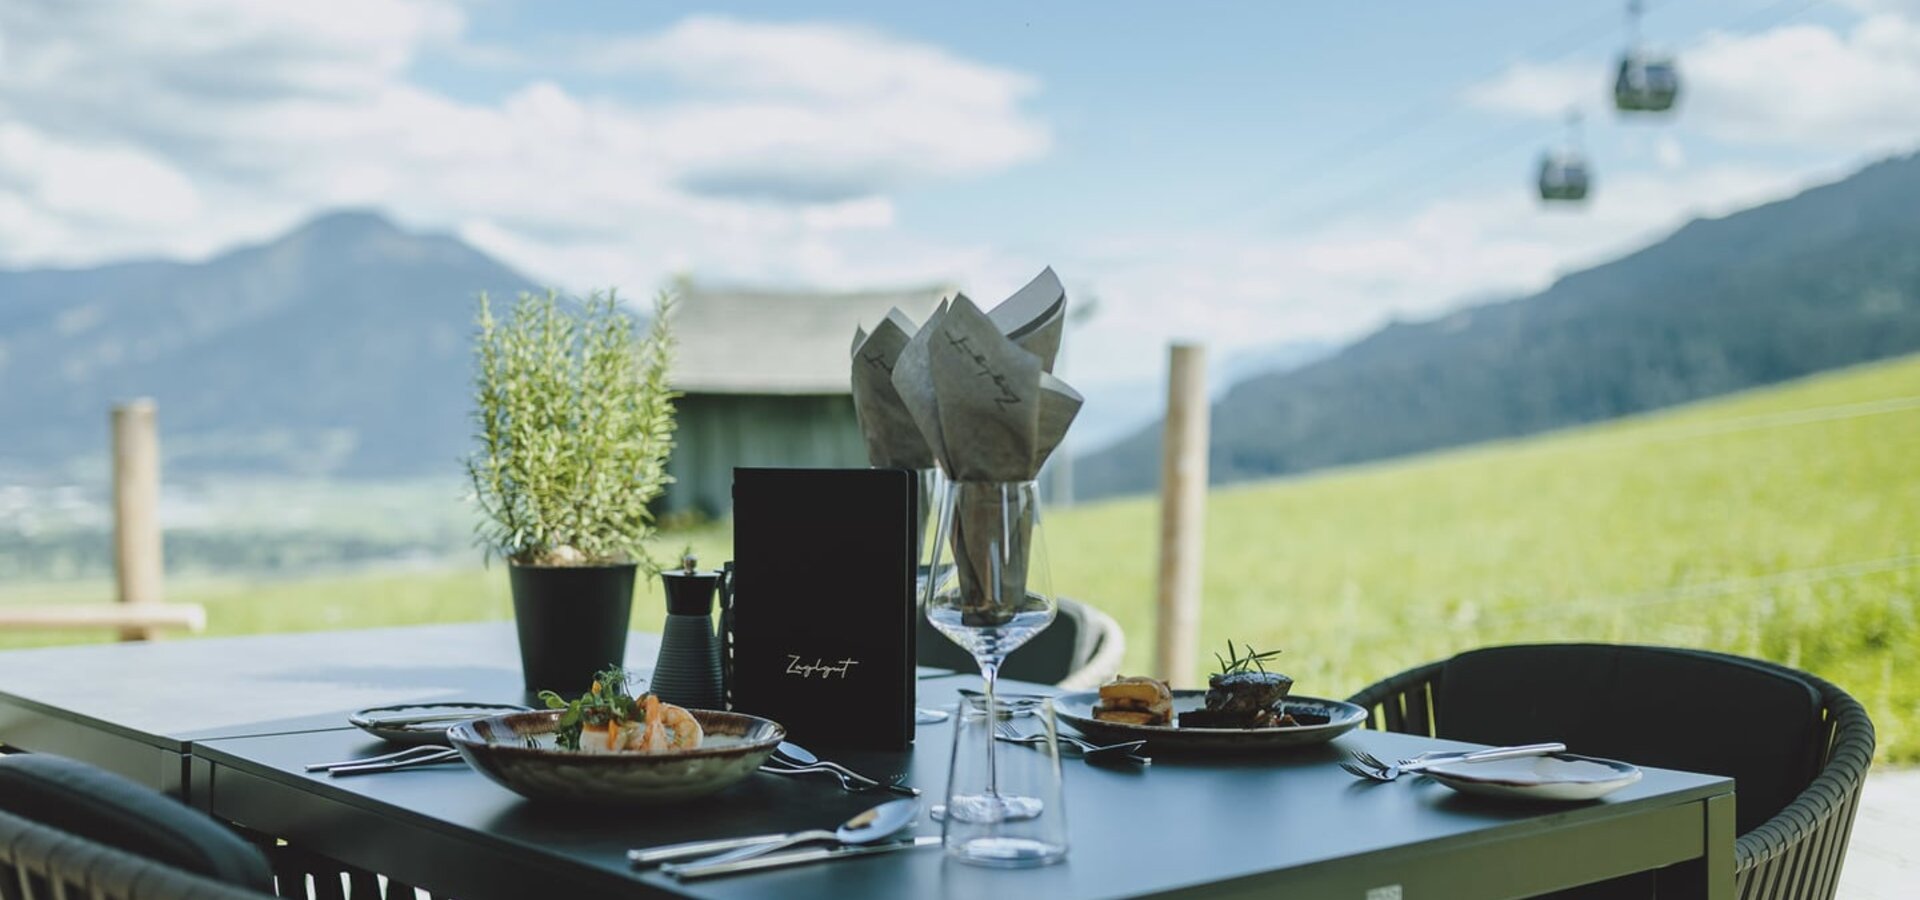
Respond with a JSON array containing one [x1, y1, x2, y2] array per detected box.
[[1838, 768, 1919, 898]]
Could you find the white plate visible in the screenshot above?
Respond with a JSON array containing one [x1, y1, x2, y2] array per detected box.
[[1424, 753, 1642, 801]]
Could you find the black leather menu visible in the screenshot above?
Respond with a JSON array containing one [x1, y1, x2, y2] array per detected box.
[[729, 468, 917, 749]]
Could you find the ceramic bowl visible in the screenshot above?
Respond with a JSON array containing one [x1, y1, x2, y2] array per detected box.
[[448, 709, 784, 805]]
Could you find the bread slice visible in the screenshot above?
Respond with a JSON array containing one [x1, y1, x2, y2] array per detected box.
[[1093, 707, 1166, 726], [1099, 676, 1171, 708]]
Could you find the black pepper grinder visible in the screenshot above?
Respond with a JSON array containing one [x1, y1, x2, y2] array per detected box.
[[651, 554, 723, 709]]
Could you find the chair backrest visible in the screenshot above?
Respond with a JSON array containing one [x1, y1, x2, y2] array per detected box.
[[0, 807, 272, 900], [1349, 645, 1875, 899], [1432, 643, 1825, 835], [916, 597, 1103, 685], [0, 754, 276, 892]]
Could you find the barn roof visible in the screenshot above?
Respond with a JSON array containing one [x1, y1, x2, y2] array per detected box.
[[670, 283, 955, 394]]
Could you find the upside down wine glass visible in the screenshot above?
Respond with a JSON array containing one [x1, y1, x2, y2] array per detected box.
[[924, 479, 1056, 826]]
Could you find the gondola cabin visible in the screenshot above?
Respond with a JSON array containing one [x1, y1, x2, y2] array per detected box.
[[1537, 150, 1591, 203], [1614, 52, 1680, 113]]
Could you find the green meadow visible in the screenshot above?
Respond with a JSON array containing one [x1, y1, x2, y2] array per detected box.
[[6, 354, 1918, 760]]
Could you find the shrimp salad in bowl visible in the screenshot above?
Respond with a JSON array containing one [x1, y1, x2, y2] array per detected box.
[[449, 667, 786, 804], [538, 669, 704, 754]]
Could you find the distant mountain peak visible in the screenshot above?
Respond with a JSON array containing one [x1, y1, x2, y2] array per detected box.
[[281, 208, 406, 243], [255, 208, 501, 274], [288, 207, 397, 233]]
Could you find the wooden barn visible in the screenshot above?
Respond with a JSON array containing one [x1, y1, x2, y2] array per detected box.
[[662, 282, 952, 518]]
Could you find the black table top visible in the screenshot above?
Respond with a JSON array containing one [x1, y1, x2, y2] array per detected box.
[[0, 622, 953, 754], [0, 622, 662, 751], [195, 676, 1733, 900]]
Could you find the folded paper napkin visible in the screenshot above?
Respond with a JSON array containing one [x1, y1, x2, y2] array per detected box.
[[850, 309, 935, 470], [887, 267, 1083, 483], [882, 268, 1082, 624]]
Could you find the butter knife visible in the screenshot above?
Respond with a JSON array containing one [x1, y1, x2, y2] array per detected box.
[[663, 836, 938, 880]]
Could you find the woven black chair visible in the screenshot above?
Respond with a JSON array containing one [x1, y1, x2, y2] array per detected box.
[[0, 807, 276, 899], [1347, 644, 1874, 900], [0, 805, 276, 898]]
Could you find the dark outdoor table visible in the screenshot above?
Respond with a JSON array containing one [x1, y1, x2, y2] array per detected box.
[[0, 622, 663, 792], [193, 674, 1736, 899], [0, 622, 951, 795]]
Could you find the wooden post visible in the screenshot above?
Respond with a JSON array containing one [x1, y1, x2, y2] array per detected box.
[[112, 399, 164, 641], [1154, 344, 1208, 687]]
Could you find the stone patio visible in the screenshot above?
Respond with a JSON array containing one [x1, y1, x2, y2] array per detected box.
[[1836, 768, 1919, 898]]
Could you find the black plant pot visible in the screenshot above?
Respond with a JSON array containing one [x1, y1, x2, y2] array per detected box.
[[509, 562, 637, 695]]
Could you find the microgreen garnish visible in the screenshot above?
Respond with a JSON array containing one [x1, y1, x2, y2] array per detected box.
[[538, 666, 639, 751]]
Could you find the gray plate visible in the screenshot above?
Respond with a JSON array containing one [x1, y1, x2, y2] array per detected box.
[[349, 703, 534, 747], [1054, 691, 1365, 753], [1424, 754, 1642, 802]]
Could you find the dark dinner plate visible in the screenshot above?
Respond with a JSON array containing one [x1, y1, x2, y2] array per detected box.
[[349, 703, 534, 747], [1053, 691, 1365, 753]]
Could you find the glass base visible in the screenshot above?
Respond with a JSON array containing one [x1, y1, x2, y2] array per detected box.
[[943, 792, 1044, 823], [947, 836, 1067, 868]]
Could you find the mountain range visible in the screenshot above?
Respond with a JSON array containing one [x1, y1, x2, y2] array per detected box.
[[1076, 152, 1920, 498], [0, 211, 537, 479], [9, 151, 1920, 494]]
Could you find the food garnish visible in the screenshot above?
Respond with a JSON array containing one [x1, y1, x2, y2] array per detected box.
[[1180, 641, 1298, 729], [538, 666, 703, 752], [1212, 641, 1283, 677]]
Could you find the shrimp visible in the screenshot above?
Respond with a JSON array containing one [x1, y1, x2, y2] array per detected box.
[[633, 694, 704, 752], [580, 719, 640, 754]]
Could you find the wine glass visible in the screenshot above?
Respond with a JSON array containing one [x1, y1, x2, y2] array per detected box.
[[924, 479, 1055, 822]]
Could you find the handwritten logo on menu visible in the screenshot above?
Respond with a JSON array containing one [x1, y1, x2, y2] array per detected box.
[[786, 655, 861, 680]]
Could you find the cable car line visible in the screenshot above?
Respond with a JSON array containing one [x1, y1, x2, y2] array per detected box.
[[1240, 0, 1830, 230], [1216, 2, 1680, 230]]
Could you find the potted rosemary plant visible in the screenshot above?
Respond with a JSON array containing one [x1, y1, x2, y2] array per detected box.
[[467, 289, 677, 694]]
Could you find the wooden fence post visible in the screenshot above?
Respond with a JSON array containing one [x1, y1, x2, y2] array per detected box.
[[112, 400, 164, 641], [1154, 344, 1208, 687]]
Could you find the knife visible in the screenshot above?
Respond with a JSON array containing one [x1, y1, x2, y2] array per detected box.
[[663, 836, 938, 880]]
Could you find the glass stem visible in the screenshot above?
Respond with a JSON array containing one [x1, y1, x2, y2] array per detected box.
[[979, 656, 1002, 800]]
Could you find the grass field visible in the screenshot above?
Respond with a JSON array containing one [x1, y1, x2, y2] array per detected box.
[[6, 354, 1918, 760]]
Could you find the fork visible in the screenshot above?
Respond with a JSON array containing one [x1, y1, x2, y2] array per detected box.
[[324, 747, 464, 777], [759, 764, 920, 796], [305, 745, 457, 773], [993, 722, 1149, 765], [759, 764, 884, 792], [1342, 742, 1565, 782]]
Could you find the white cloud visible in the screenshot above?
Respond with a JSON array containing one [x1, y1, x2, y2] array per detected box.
[[1685, 16, 1920, 151], [1655, 135, 1687, 169], [1056, 162, 1815, 385], [0, 2, 1048, 286], [1463, 61, 1604, 118]]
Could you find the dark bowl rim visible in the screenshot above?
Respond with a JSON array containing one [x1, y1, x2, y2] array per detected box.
[[447, 708, 787, 761]]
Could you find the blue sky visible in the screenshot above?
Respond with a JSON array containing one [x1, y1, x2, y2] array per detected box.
[[3, 0, 1917, 392]]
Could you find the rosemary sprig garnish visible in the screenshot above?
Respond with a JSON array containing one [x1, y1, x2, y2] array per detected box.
[[1213, 641, 1283, 677]]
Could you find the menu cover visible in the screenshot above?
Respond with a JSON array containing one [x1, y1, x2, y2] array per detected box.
[[729, 467, 917, 749]]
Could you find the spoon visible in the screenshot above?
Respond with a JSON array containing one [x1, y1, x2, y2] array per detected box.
[[658, 799, 920, 875]]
